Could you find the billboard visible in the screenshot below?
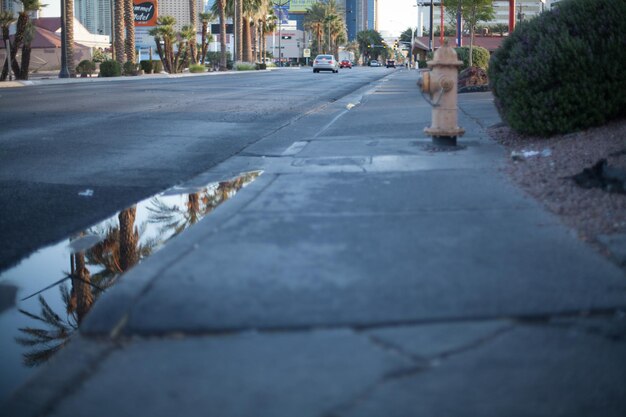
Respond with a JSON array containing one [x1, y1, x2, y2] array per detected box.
[[288, 0, 316, 13], [134, 0, 158, 26]]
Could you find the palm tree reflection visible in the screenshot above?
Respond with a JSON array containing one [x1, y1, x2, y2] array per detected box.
[[147, 171, 261, 237], [16, 171, 261, 366], [16, 207, 146, 366]]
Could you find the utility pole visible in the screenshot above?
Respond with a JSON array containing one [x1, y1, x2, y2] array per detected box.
[[429, 0, 433, 51], [273, 0, 289, 67]]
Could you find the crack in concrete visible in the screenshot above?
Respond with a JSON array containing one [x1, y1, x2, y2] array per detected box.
[[324, 324, 516, 417], [6, 339, 120, 417], [516, 313, 626, 343]]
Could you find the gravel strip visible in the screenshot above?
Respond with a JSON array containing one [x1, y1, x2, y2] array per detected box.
[[488, 118, 626, 268]]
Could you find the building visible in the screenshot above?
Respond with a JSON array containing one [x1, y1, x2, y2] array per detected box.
[[418, 0, 555, 37], [157, 0, 205, 31], [0, 0, 20, 14], [0, 17, 110, 71], [75, 0, 113, 37]]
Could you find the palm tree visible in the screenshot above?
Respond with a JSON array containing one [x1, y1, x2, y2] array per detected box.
[[124, 0, 136, 63], [261, 9, 276, 63], [245, 0, 269, 63], [178, 25, 196, 70], [188, 0, 198, 64], [235, 0, 243, 61], [198, 11, 214, 63], [0, 11, 16, 81], [329, 15, 346, 57], [304, 2, 325, 56], [65, 0, 75, 76], [215, 0, 227, 70], [114, 0, 125, 63], [8, 0, 45, 80], [149, 16, 177, 73]]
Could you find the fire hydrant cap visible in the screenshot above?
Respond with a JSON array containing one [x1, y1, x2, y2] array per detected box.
[[427, 45, 463, 68]]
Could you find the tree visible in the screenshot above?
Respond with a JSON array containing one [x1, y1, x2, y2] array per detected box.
[[198, 11, 215, 63], [114, 0, 125, 63], [211, 0, 228, 70], [304, 0, 345, 57], [65, 0, 75, 76], [124, 0, 136, 63], [356, 29, 384, 63], [179, 24, 196, 68], [234, 0, 242, 61], [261, 9, 276, 62], [149, 16, 177, 73], [445, 0, 494, 67], [7, 0, 45, 80], [189, 0, 198, 64], [304, 2, 325, 56]]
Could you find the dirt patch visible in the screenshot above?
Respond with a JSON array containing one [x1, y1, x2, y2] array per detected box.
[[487, 119, 626, 261]]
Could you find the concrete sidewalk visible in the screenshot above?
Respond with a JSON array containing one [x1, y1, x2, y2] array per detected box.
[[5, 69, 626, 417]]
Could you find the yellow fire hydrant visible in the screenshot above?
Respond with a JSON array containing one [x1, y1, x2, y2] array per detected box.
[[417, 43, 465, 146]]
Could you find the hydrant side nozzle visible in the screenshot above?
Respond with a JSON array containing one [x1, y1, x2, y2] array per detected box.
[[417, 70, 430, 93], [438, 76, 454, 92]]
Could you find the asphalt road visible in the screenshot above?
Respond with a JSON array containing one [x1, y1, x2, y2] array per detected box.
[[0, 67, 391, 272]]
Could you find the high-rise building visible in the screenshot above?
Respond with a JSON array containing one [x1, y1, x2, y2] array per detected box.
[[75, 0, 112, 36], [345, 0, 377, 41], [1, 0, 22, 15], [158, 0, 207, 31]]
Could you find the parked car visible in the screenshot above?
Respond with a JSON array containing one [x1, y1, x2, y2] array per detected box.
[[386, 59, 396, 68], [369, 60, 380, 67], [313, 55, 339, 73], [339, 59, 352, 69]]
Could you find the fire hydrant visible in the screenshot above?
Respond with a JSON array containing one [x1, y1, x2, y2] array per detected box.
[[417, 44, 465, 146]]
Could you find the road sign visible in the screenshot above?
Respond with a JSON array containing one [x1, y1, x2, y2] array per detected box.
[[303, 48, 310, 58]]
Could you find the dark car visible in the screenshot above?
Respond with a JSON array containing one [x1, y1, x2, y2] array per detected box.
[[339, 60, 352, 69], [386, 59, 396, 68]]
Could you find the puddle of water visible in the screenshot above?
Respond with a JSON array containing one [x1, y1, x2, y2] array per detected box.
[[0, 170, 261, 402]]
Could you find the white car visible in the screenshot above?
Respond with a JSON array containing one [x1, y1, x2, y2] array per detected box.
[[313, 55, 339, 73], [369, 60, 381, 67]]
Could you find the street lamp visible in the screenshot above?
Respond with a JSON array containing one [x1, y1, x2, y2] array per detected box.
[[59, 0, 70, 78]]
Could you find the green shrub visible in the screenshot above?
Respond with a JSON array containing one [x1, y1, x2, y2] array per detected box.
[[140, 60, 153, 74], [76, 59, 96, 77], [489, 0, 626, 136], [235, 62, 255, 71], [454, 46, 490, 70], [151, 60, 163, 73], [123, 61, 139, 76], [189, 63, 206, 73], [99, 60, 122, 77]]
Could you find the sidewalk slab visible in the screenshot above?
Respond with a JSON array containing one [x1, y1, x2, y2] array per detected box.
[[5, 69, 626, 417]]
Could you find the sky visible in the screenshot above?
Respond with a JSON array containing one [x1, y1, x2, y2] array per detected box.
[[377, 0, 421, 37], [41, 0, 419, 36]]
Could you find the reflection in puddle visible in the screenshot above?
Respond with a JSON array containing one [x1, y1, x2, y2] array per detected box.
[[0, 171, 261, 401]]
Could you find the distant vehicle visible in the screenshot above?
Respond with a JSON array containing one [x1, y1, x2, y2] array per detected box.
[[369, 60, 380, 67], [386, 59, 396, 68], [313, 55, 339, 73], [339, 60, 352, 69]]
